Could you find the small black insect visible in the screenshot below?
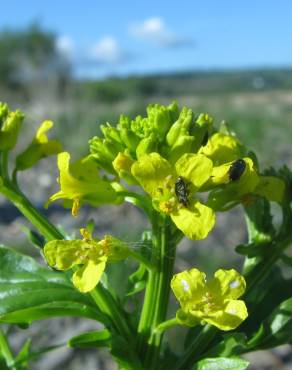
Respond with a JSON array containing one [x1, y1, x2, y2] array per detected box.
[[229, 159, 246, 181], [175, 176, 189, 206]]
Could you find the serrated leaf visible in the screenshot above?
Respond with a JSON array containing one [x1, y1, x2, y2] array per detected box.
[[248, 297, 292, 350], [68, 329, 111, 348], [195, 357, 249, 370], [0, 246, 107, 324]]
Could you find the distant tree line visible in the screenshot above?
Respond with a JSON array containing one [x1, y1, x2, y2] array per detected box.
[[0, 23, 71, 99]]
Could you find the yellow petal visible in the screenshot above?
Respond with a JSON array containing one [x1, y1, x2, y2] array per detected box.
[[72, 257, 107, 293], [171, 268, 206, 309], [171, 200, 215, 240], [175, 154, 213, 190], [35, 120, 53, 143], [131, 153, 173, 198], [199, 132, 244, 165], [44, 240, 84, 270], [208, 269, 246, 300], [203, 299, 248, 331]]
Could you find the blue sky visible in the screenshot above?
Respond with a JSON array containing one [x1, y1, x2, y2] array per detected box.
[[0, 0, 292, 78]]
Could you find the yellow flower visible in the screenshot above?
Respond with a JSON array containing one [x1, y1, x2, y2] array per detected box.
[[199, 132, 245, 165], [171, 268, 248, 331], [131, 152, 215, 240], [46, 152, 122, 216], [44, 229, 129, 293], [16, 120, 62, 170], [207, 158, 285, 210]]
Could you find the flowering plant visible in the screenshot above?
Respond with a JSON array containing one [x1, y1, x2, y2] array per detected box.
[[0, 101, 291, 370]]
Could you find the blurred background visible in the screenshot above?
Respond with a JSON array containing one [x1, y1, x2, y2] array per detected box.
[[0, 1, 292, 369]]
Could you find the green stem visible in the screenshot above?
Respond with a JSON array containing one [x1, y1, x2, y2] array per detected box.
[[0, 151, 9, 179], [128, 249, 156, 272], [90, 285, 133, 342], [0, 182, 63, 241], [144, 215, 176, 369], [0, 329, 17, 370], [154, 317, 179, 334], [172, 325, 218, 370]]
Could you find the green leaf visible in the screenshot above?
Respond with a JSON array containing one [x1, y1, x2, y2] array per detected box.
[[13, 343, 66, 368], [110, 335, 143, 370], [194, 357, 249, 370], [203, 333, 247, 358], [0, 246, 108, 324], [244, 197, 274, 244], [127, 264, 146, 297], [235, 242, 271, 257], [68, 329, 111, 348], [241, 267, 292, 338], [248, 297, 292, 350], [281, 254, 292, 266], [15, 338, 31, 369]]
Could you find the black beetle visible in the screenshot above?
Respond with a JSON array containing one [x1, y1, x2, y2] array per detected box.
[[229, 159, 246, 181], [175, 176, 189, 206]]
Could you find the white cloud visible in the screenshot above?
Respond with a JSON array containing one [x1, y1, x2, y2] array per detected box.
[[129, 17, 193, 48], [88, 36, 127, 65], [55, 35, 74, 55]]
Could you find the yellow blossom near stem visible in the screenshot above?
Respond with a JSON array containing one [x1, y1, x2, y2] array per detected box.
[[16, 120, 62, 170], [171, 268, 248, 331], [207, 158, 285, 210], [199, 132, 245, 165], [131, 152, 215, 240], [44, 229, 129, 293], [45, 152, 122, 216]]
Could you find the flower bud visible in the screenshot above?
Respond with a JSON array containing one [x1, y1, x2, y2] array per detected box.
[[136, 133, 158, 159], [0, 108, 24, 150]]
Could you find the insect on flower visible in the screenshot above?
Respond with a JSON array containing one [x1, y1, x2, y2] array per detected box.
[[229, 159, 246, 181], [175, 176, 189, 206]]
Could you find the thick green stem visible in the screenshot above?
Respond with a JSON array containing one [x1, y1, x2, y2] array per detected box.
[[143, 215, 176, 369], [0, 329, 17, 370]]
